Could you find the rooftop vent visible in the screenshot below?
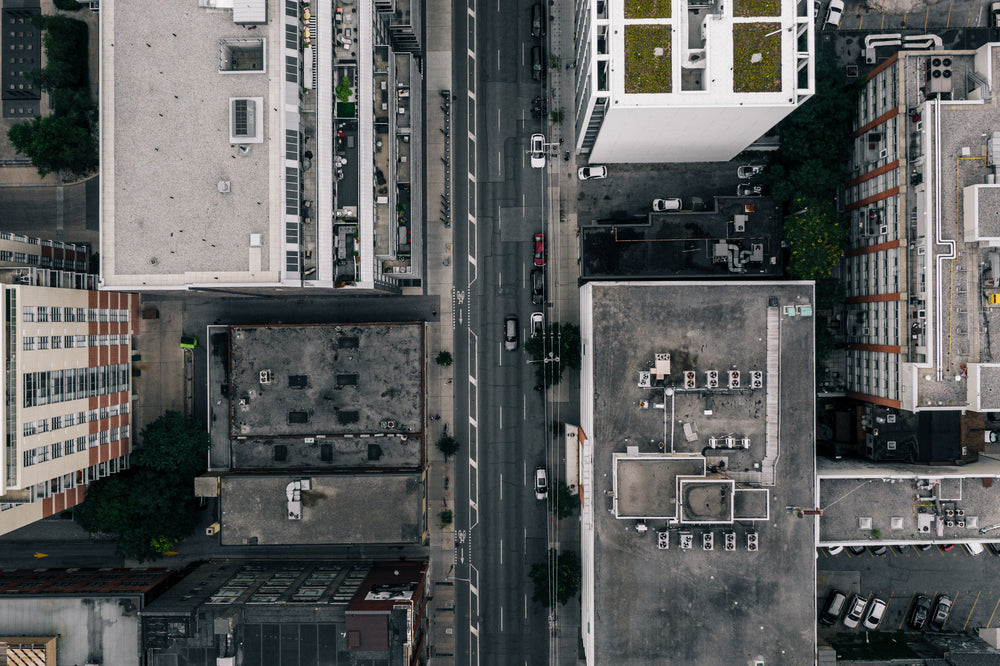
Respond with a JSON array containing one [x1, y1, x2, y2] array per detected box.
[[336, 373, 359, 386], [273, 444, 288, 462], [218, 180, 231, 193], [858, 516, 873, 529], [890, 516, 904, 530]]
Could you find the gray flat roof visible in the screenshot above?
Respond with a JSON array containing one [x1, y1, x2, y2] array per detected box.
[[232, 434, 421, 469], [229, 324, 424, 438], [584, 281, 816, 665], [0, 597, 140, 665], [101, 0, 281, 286], [220, 474, 424, 545]]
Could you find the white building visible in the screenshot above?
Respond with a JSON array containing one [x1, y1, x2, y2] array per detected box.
[[572, 0, 815, 162]]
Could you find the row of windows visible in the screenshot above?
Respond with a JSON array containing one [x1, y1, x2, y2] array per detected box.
[[0, 250, 83, 270], [22, 307, 129, 323], [3, 458, 128, 508], [22, 403, 129, 437], [23, 333, 129, 351], [23, 364, 129, 408], [22, 426, 130, 468]]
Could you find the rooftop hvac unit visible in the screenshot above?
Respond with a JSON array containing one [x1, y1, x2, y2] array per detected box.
[[958, 521, 966, 528], [887, 440, 897, 451], [947, 509, 955, 517], [947, 520, 955, 528], [724, 532, 736, 551], [703, 532, 714, 551], [725, 436, 736, 449], [706, 371, 719, 388], [747, 532, 758, 551], [259, 369, 272, 384], [684, 371, 696, 389], [887, 413, 896, 423], [926, 56, 953, 95], [740, 437, 750, 450], [638, 372, 651, 388], [708, 436, 719, 449], [728, 370, 740, 389], [679, 533, 694, 550], [958, 509, 966, 517], [657, 531, 670, 550], [206, 522, 221, 535], [750, 371, 763, 389]]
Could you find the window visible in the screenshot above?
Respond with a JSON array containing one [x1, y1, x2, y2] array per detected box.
[[22, 306, 34, 322], [286, 167, 299, 215], [23, 421, 35, 436], [76, 307, 85, 322], [64, 335, 74, 348], [51, 336, 61, 349], [0, 250, 11, 261], [76, 436, 86, 453], [229, 97, 264, 144], [285, 55, 298, 84], [87, 308, 97, 322], [285, 129, 299, 161], [38, 336, 48, 350], [22, 336, 34, 351], [120, 309, 130, 323], [13, 252, 25, 263], [99, 334, 108, 347], [65, 413, 75, 427], [51, 415, 61, 430], [88, 335, 97, 347], [52, 441, 62, 458], [36, 306, 48, 322], [88, 409, 98, 422], [75, 334, 86, 348], [37, 445, 49, 462], [99, 406, 109, 419], [99, 308, 108, 322], [64, 307, 74, 322], [100, 430, 109, 445], [23, 449, 35, 467], [88, 433, 97, 449]]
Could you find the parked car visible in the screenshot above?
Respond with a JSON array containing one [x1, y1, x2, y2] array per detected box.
[[909, 595, 931, 630], [530, 312, 544, 337], [863, 598, 887, 630], [652, 198, 682, 212], [940, 543, 955, 552], [533, 232, 546, 266], [964, 542, 985, 556], [737, 183, 766, 197], [824, 0, 844, 28], [531, 269, 544, 305], [820, 589, 847, 626], [892, 545, 910, 554], [826, 545, 844, 556], [529, 134, 546, 168], [871, 544, 888, 556], [986, 542, 1000, 556], [737, 164, 766, 179], [916, 543, 933, 552], [847, 545, 866, 556], [930, 595, 952, 630], [843, 594, 867, 629], [180, 335, 199, 350], [992, 1, 1000, 28], [534, 466, 548, 500], [504, 315, 519, 351], [578, 165, 608, 180], [531, 45, 544, 81], [531, 2, 545, 38], [813, 0, 821, 20]]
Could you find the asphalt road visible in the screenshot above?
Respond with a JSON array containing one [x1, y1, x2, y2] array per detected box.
[[451, 0, 555, 662]]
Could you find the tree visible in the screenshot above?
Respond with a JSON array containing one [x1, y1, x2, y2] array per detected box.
[[783, 197, 847, 280], [8, 115, 96, 178], [435, 350, 453, 367], [525, 323, 581, 387], [74, 412, 208, 561], [437, 510, 453, 529], [529, 549, 581, 606], [336, 75, 352, 103], [548, 480, 578, 520], [436, 433, 460, 460]]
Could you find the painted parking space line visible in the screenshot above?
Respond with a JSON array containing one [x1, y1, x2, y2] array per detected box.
[[964, 590, 981, 631], [898, 592, 916, 631], [987, 596, 1000, 627], [943, 591, 960, 630]]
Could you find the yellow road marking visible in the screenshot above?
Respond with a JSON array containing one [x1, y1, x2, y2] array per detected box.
[[964, 591, 981, 630], [987, 596, 1000, 627], [881, 12, 885, 29], [947, 1, 953, 27], [899, 592, 916, 630], [924, 6, 929, 31]]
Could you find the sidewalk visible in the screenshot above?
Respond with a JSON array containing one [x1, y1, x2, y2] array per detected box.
[[423, 0, 457, 659]]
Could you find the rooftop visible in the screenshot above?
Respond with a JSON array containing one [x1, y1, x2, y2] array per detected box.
[[580, 196, 783, 279], [817, 455, 1000, 544], [219, 473, 424, 545], [228, 323, 424, 438], [100, 0, 284, 288], [581, 281, 816, 665]]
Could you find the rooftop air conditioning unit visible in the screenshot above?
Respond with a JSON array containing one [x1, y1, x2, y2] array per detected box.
[[679, 533, 694, 550], [728, 370, 740, 390], [638, 372, 651, 388], [706, 371, 719, 388], [724, 532, 736, 551], [887, 440, 897, 451], [887, 413, 896, 423], [657, 531, 669, 550], [684, 371, 696, 389], [708, 437, 719, 449], [750, 371, 763, 389], [703, 533, 714, 550], [926, 56, 953, 95], [747, 532, 758, 551]]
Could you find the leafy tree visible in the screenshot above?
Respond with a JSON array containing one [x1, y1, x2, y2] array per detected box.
[[525, 323, 581, 387], [435, 350, 453, 367], [8, 115, 97, 178], [437, 510, 453, 529], [74, 412, 208, 561], [30, 15, 89, 90], [548, 480, 578, 520], [436, 433, 459, 460], [529, 549, 581, 606], [336, 75, 352, 103], [54, 0, 85, 10], [783, 197, 846, 280]]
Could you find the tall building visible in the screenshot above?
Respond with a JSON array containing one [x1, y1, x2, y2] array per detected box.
[[571, 0, 814, 162], [100, 0, 422, 292], [579, 281, 816, 664], [0, 232, 89, 272], [0, 268, 138, 536], [842, 43, 1000, 412]]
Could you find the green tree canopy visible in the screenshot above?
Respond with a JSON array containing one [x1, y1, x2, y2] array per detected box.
[[548, 480, 578, 520], [74, 411, 209, 561], [783, 197, 847, 280], [524, 323, 581, 387], [8, 114, 96, 178], [529, 549, 581, 606], [436, 433, 460, 460]]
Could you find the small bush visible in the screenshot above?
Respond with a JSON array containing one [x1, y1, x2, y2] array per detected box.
[[438, 510, 453, 529], [436, 351, 453, 367], [437, 434, 460, 460]]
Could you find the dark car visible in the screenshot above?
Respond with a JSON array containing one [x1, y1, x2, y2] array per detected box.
[[737, 183, 766, 196], [987, 542, 1000, 556], [916, 543, 933, 552], [847, 545, 866, 556], [930, 595, 952, 630], [533, 232, 546, 266], [531, 269, 544, 305], [531, 46, 544, 81], [871, 544, 888, 556], [909, 595, 931, 630], [531, 2, 545, 38], [820, 589, 847, 626]]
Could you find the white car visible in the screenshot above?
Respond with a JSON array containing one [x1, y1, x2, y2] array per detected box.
[[578, 165, 608, 180], [534, 466, 548, 500], [862, 598, 886, 630], [530, 133, 546, 169], [652, 198, 682, 212], [843, 594, 867, 629], [530, 312, 544, 337], [824, 0, 844, 28]]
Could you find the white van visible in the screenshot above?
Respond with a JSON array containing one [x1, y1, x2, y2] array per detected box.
[[964, 542, 985, 556]]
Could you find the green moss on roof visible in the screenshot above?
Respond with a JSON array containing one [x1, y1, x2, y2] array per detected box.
[[733, 0, 780, 17], [624, 0, 672, 19], [732, 23, 782, 93], [624, 25, 672, 94]]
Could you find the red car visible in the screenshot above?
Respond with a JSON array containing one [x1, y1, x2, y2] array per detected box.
[[533, 233, 546, 266]]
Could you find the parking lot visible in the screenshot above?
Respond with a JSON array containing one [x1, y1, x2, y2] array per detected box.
[[818, 545, 1000, 634], [821, 0, 995, 30]]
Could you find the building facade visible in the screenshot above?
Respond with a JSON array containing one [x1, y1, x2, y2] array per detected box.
[[0, 270, 138, 536], [842, 43, 1000, 412], [0, 232, 89, 272], [100, 0, 422, 292], [571, 0, 814, 162]]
